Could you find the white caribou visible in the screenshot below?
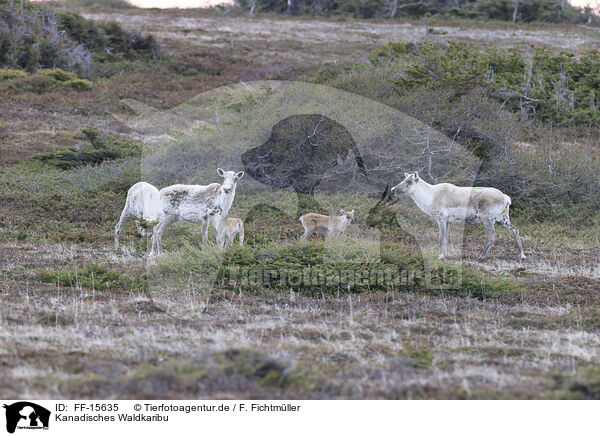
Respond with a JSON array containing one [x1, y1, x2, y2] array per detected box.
[[391, 172, 525, 260], [150, 168, 244, 256], [115, 181, 162, 250]]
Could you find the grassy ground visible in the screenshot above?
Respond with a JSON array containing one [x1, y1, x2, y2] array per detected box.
[[1, 7, 599, 399]]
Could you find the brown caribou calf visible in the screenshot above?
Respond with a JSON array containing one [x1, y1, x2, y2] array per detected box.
[[206, 208, 244, 248], [299, 210, 355, 241]]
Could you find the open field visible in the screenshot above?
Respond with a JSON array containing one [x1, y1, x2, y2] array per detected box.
[[1, 6, 600, 399]]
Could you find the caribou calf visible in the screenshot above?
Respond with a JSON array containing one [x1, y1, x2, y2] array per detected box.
[[391, 172, 525, 260], [206, 208, 244, 248], [299, 210, 355, 241]]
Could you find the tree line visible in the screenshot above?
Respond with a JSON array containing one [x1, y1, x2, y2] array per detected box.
[[234, 0, 595, 22]]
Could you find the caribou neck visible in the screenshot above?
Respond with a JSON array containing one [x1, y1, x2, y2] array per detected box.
[[410, 180, 435, 215], [218, 184, 236, 216]]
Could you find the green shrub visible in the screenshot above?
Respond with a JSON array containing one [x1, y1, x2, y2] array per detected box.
[[39, 68, 79, 82], [482, 141, 600, 223], [155, 239, 519, 299], [3, 68, 92, 92], [38, 263, 147, 292], [0, 5, 92, 76], [57, 11, 157, 59], [56, 11, 106, 51], [552, 365, 600, 399], [12, 74, 59, 93], [368, 40, 600, 127], [35, 127, 141, 169], [63, 78, 93, 91], [0, 68, 27, 80], [1, 2, 155, 78]]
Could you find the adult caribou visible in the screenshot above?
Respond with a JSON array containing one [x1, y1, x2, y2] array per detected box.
[[391, 172, 526, 261], [150, 168, 244, 257], [114, 182, 162, 250]]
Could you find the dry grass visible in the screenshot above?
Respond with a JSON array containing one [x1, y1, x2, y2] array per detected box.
[[1, 220, 599, 399], [2, 265, 599, 399], [79, 10, 600, 62]]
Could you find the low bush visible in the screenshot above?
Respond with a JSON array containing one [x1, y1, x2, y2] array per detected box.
[[552, 365, 600, 399], [154, 239, 519, 299], [35, 127, 141, 170], [0, 68, 27, 80], [481, 141, 600, 223], [11, 74, 60, 93], [38, 263, 147, 292], [63, 78, 93, 90], [3, 67, 93, 92], [0, 5, 93, 76], [58, 12, 157, 61], [36, 67, 93, 90], [39, 68, 79, 82], [368, 40, 600, 127], [0, 2, 156, 78]]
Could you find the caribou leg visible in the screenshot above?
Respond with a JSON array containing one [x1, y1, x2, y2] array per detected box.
[[437, 219, 448, 259], [499, 217, 526, 260], [151, 214, 175, 257], [480, 219, 497, 259]]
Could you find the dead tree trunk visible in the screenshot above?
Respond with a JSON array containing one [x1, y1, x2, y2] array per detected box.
[[390, 0, 399, 17]]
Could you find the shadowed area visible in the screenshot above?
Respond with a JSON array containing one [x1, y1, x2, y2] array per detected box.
[[241, 114, 367, 196]]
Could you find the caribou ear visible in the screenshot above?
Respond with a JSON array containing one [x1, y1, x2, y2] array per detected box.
[[350, 210, 354, 214], [236, 171, 244, 179], [405, 172, 410, 178], [217, 168, 224, 176], [340, 209, 345, 214], [414, 171, 419, 179]]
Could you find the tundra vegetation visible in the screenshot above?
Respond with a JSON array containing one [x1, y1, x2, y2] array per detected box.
[[0, 1, 600, 399]]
